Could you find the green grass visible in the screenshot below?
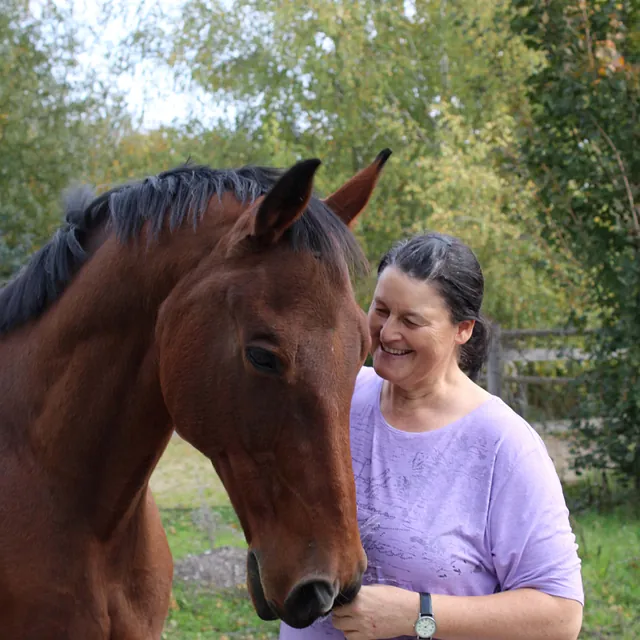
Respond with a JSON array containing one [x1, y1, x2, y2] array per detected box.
[[160, 506, 245, 559], [157, 496, 279, 638], [566, 481, 640, 639], [154, 439, 279, 639], [150, 436, 229, 507], [577, 508, 640, 638], [163, 583, 279, 639], [153, 437, 640, 639]]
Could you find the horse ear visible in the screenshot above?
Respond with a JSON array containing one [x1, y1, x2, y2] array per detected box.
[[252, 158, 322, 245], [323, 149, 392, 228]]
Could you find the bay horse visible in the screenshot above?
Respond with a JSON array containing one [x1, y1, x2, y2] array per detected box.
[[0, 149, 391, 638]]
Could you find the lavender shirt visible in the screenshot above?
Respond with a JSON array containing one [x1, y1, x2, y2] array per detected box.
[[280, 367, 583, 639]]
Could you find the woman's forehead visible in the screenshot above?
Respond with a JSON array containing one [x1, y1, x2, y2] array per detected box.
[[374, 267, 447, 311]]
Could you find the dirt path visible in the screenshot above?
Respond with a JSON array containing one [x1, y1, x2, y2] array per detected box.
[[542, 434, 577, 483]]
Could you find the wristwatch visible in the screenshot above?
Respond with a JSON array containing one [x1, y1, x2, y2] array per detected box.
[[414, 592, 437, 639]]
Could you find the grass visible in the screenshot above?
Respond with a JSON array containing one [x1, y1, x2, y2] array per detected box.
[[153, 437, 280, 639], [577, 507, 640, 638], [164, 582, 278, 639], [150, 436, 229, 507], [160, 505, 279, 639], [160, 506, 243, 559], [153, 436, 640, 639], [565, 481, 640, 639]]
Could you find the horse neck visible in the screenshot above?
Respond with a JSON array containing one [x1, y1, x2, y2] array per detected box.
[[1, 201, 236, 540]]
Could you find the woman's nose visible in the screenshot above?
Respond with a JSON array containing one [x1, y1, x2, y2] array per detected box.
[[379, 317, 398, 342]]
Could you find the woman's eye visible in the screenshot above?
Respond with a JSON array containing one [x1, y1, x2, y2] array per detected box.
[[404, 318, 419, 328], [375, 307, 389, 316], [245, 346, 284, 375]]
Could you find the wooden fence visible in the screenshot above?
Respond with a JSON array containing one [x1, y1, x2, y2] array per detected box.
[[485, 326, 594, 397], [482, 326, 597, 429]]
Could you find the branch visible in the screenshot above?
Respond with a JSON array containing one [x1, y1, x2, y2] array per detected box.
[[589, 114, 639, 234], [580, 0, 596, 72]]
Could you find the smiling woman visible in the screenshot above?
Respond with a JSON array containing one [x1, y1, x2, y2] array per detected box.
[[368, 233, 491, 434], [280, 232, 583, 640], [373, 232, 489, 380], [369, 271, 475, 402]]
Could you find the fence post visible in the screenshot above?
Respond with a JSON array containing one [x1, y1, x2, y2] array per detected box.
[[487, 323, 502, 398]]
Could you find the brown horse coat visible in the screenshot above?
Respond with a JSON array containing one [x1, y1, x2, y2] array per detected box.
[[0, 151, 390, 638]]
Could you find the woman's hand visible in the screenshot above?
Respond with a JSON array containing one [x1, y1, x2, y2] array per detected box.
[[331, 584, 419, 640]]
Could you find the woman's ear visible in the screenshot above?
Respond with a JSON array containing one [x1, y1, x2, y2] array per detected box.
[[455, 319, 475, 345]]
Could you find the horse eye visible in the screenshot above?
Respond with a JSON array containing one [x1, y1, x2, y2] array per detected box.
[[245, 346, 283, 375]]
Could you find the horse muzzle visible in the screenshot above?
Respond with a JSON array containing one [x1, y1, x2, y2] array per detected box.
[[246, 549, 363, 628]]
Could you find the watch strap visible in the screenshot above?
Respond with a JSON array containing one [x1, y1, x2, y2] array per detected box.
[[419, 592, 433, 617]]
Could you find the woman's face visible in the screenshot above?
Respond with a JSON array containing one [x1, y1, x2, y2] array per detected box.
[[367, 266, 474, 389]]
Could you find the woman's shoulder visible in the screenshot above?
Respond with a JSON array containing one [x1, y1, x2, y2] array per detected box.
[[469, 395, 549, 459], [354, 365, 380, 392], [473, 396, 555, 483], [350, 366, 381, 413]]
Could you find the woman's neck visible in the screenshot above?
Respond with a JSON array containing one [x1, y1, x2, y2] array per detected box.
[[379, 366, 489, 433], [388, 361, 466, 406]]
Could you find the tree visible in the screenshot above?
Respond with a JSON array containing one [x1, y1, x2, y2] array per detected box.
[[0, 0, 129, 282], [146, 0, 582, 325], [403, 101, 584, 328], [511, 0, 640, 485]]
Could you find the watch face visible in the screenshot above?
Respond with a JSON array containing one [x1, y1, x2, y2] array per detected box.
[[415, 616, 437, 638]]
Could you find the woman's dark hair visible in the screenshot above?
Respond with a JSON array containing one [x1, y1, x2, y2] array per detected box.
[[377, 232, 491, 381]]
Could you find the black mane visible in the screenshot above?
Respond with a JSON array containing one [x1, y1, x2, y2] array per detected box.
[[0, 164, 367, 336]]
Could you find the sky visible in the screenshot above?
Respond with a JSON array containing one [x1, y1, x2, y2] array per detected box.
[[63, 0, 228, 130], [46, 0, 419, 132]]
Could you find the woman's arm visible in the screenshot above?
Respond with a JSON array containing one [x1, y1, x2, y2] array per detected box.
[[433, 588, 582, 640], [331, 584, 583, 640]]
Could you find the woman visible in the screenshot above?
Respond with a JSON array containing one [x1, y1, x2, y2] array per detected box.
[[279, 232, 583, 640]]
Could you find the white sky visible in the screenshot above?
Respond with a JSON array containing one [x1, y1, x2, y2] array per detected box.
[[40, 0, 422, 132], [62, 0, 229, 130]]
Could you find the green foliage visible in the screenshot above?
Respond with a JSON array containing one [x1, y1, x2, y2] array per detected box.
[[142, 0, 583, 328], [0, 0, 587, 332], [87, 121, 267, 188], [396, 102, 584, 327], [0, 0, 130, 282], [510, 0, 640, 485]]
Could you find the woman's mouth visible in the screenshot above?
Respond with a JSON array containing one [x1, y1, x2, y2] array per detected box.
[[380, 344, 412, 356]]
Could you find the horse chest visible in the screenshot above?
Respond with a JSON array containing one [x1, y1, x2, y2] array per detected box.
[[0, 485, 171, 638], [0, 551, 167, 639]]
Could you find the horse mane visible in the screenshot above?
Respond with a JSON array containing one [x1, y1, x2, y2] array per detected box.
[[0, 163, 367, 336]]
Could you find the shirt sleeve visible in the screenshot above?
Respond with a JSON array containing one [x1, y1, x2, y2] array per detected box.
[[487, 444, 584, 605]]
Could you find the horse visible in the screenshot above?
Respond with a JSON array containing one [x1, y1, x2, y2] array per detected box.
[[0, 149, 391, 638]]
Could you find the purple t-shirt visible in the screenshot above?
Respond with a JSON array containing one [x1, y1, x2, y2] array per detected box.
[[280, 367, 583, 639]]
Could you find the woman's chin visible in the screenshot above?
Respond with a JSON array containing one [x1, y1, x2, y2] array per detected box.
[[372, 350, 411, 379]]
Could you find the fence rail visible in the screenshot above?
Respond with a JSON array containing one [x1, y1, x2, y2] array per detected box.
[[503, 347, 589, 363], [482, 325, 601, 428], [485, 325, 595, 399]]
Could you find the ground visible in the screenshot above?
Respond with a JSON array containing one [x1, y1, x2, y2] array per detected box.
[[543, 432, 577, 482], [174, 546, 249, 591]]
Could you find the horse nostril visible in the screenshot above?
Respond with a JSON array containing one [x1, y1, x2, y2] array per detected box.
[[283, 579, 337, 629]]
